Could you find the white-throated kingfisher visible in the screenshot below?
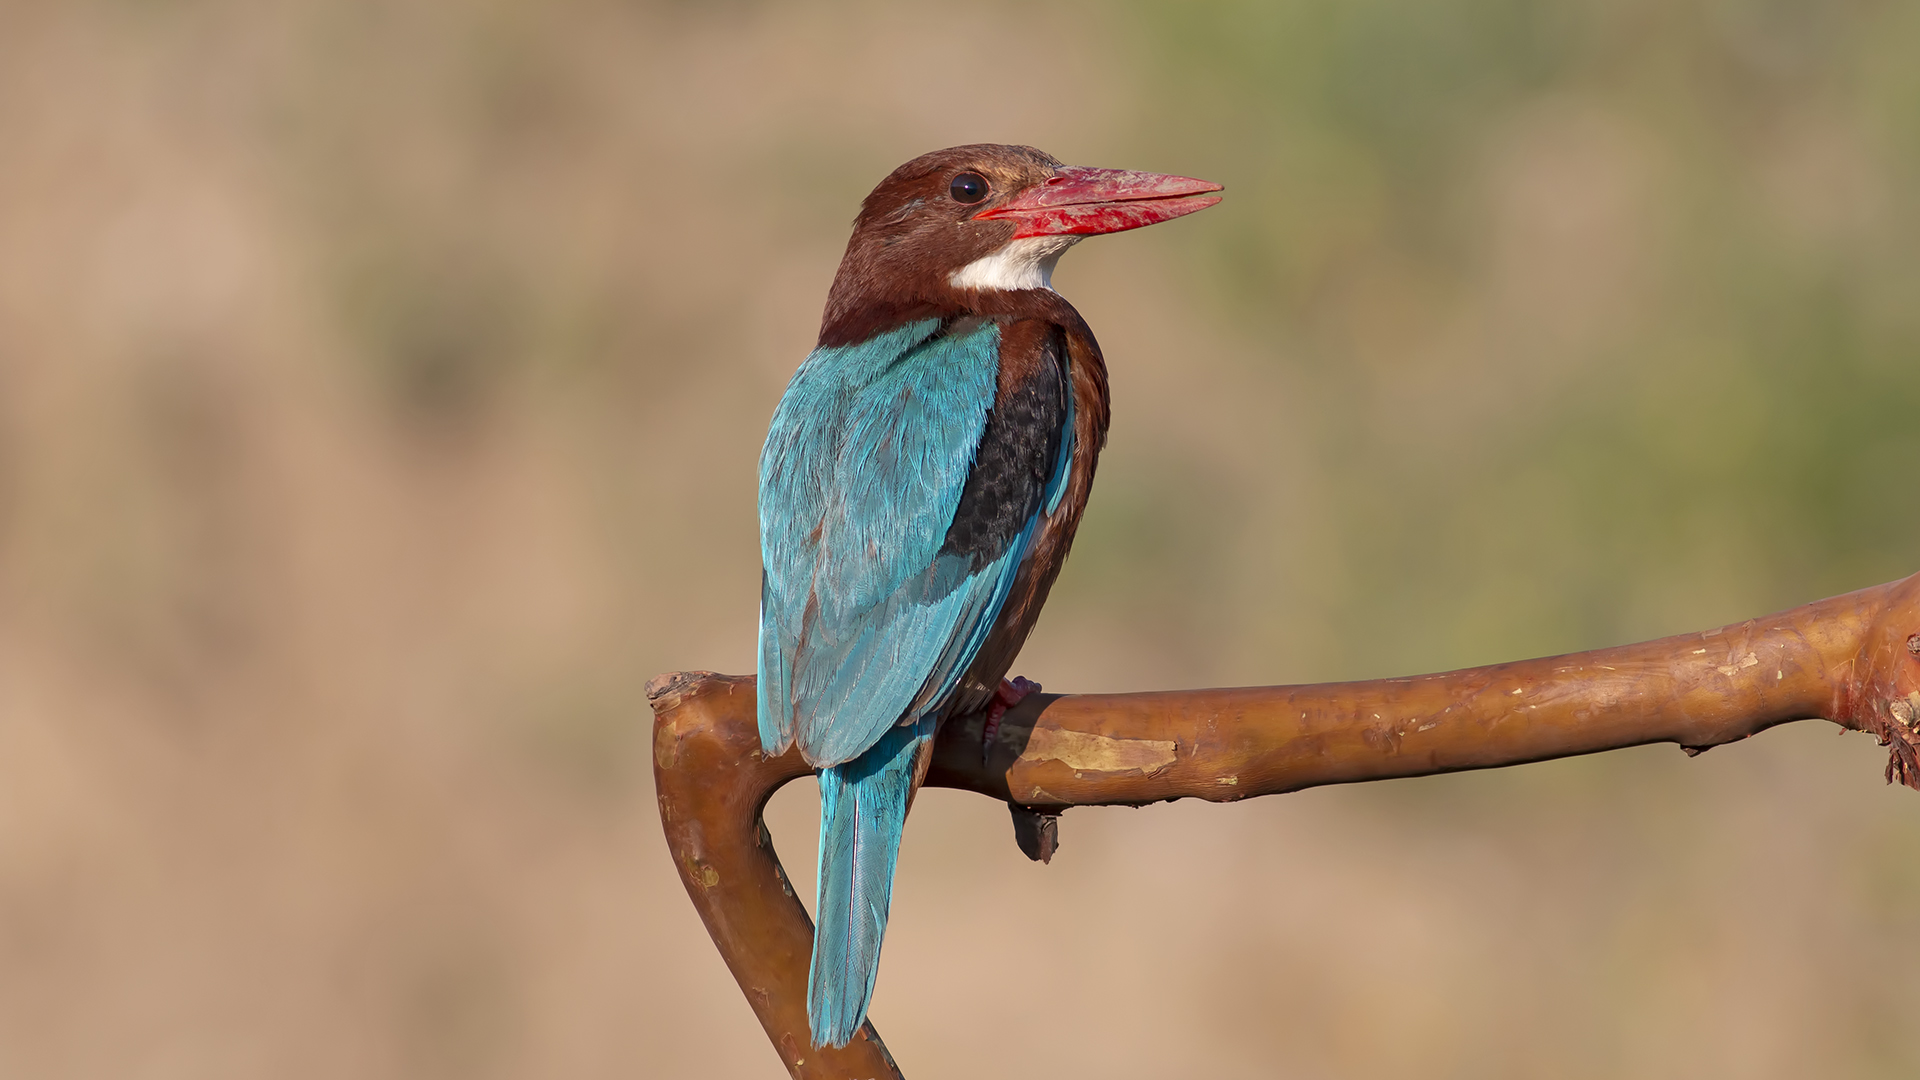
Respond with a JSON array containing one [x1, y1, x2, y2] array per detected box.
[[757, 144, 1222, 1048]]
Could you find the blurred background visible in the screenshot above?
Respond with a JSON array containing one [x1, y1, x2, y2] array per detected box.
[[2, 1, 1918, 1077]]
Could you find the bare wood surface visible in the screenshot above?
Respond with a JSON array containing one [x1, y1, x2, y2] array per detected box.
[[651, 572, 1920, 1079]]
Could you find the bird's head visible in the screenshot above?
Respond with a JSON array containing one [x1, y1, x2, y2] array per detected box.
[[819, 144, 1222, 346]]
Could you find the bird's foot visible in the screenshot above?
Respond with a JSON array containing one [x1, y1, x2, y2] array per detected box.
[[982, 676, 1042, 764]]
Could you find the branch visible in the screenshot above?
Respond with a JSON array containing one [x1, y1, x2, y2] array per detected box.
[[650, 573, 1920, 1079]]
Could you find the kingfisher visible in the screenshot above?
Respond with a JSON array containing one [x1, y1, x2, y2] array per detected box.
[[757, 144, 1221, 1047]]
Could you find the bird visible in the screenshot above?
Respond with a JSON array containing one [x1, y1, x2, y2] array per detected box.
[[756, 143, 1221, 1048]]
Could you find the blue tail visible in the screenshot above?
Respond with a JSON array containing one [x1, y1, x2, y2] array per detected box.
[[808, 717, 932, 1048]]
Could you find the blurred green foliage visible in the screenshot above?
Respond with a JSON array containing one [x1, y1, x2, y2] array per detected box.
[[1042, 0, 1920, 682]]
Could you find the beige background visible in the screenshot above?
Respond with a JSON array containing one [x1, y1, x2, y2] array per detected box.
[[3, 1, 1919, 1077]]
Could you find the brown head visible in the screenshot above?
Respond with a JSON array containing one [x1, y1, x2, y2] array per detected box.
[[818, 144, 1221, 347]]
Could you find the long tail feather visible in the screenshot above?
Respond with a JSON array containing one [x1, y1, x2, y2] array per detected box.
[[808, 717, 931, 1048]]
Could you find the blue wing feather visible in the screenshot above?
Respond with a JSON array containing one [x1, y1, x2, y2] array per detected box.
[[756, 319, 947, 754], [756, 316, 1075, 1047], [759, 318, 1008, 765]]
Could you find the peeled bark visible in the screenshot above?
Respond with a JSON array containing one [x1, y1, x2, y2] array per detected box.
[[650, 572, 1920, 1079]]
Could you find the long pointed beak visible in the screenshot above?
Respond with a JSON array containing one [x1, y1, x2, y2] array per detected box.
[[977, 166, 1223, 239]]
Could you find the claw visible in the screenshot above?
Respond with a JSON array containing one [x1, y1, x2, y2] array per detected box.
[[982, 676, 1042, 765]]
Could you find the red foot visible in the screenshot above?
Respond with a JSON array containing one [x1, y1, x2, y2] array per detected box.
[[982, 676, 1041, 764]]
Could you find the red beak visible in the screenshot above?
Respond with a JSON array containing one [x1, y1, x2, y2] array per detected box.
[[976, 166, 1223, 239]]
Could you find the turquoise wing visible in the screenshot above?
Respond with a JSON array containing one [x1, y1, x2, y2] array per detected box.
[[759, 318, 1054, 765]]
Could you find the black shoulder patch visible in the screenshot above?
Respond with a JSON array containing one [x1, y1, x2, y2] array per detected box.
[[939, 323, 1068, 570]]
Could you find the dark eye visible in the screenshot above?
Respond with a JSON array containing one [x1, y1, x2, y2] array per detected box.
[[949, 172, 989, 204]]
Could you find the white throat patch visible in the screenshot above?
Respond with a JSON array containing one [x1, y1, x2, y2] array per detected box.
[[948, 235, 1081, 293]]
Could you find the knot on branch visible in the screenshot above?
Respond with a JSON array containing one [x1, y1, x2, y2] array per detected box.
[[1870, 695, 1920, 789], [1839, 574, 1920, 792]]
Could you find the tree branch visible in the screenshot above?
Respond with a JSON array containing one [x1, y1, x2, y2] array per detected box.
[[650, 573, 1920, 1079]]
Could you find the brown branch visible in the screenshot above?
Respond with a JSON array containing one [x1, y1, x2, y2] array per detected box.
[[650, 572, 1920, 1079]]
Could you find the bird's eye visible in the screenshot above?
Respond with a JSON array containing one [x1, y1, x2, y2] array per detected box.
[[949, 172, 989, 204]]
